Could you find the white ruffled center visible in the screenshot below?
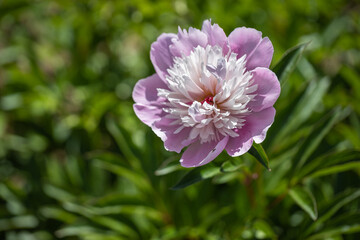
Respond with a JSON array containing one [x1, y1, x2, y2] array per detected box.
[[157, 45, 257, 143]]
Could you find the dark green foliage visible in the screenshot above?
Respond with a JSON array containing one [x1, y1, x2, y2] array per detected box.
[[0, 0, 359, 239]]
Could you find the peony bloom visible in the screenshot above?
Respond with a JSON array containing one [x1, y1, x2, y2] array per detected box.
[[133, 20, 280, 168]]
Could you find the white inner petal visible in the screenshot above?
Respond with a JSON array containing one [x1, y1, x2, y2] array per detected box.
[[157, 45, 257, 143]]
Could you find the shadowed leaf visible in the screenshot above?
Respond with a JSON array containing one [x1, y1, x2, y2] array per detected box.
[[272, 43, 309, 85], [304, 189, 360, 237], [171, 164, 221, 190], [249, 143, 270, 170], [291, 106, 351, 176]]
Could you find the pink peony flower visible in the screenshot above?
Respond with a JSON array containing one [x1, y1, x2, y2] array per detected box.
[[133, 20, 280, 168]]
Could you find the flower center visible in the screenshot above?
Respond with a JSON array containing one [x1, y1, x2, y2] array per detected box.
[[157, 45, 257, 143], [201, 96, 214, 105]]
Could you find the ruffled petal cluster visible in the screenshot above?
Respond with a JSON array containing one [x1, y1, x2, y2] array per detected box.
[[133, 20, 280, 167]]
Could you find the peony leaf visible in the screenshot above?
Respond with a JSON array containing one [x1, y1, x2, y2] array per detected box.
[[273, 77, 330, 144], [249, 143, 271, 171], [296, 150, 360, 181], [291, 106, 351, 176], [253, 219, 277, 239], [63, 202, 138, 238], [304, 189, 360, 237], [155, 157, 183, 176], [171, 164, 221, 190], [56, 226, 127, 239], [93, 159, 152, 194], [272, 42, 309, 85], [288, 186, 318, 221], [306, 211, 360, 239], [220, 157, 244, 173], [308, 162, 360, 179], [105, 117, 141, 170], [306, 224, 360, 240]]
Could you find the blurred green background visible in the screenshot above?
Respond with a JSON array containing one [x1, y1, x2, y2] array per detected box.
[[0, 0, 360, 239]]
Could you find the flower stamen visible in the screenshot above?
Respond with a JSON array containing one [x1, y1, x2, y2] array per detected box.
[[201, 96, 214, 105]]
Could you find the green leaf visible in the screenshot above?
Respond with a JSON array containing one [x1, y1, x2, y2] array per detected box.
[[0, 183, 26, 215], [105, 117, 141, 170], [220, 157, 244, 173], [291, 106, 351, 177], [171, 164, 221, 190], [63, 202, 162, 222], [43, 184, 76, 202], [274, 77, 330, 143], [306, 224, 360, 240], [56, 226, 121, 239], [272, 42, 309, 85], [249, 143, 271, 171], [308, 162, 360, 179], [200, 206, 232, 229], [65, 156, 83, 188], [288, 186, 318, 220], [322, 211, 360, 230], [304, 189, 360, 237], [40, 206, 77, 224], [91, 216, 138, 238], [297, 150, 360, 181], [93, 159, 152, 194], [63, 202, 138, 238], [0, 1, 30, 19], [0, 215, 39, 231], [253, 219, 277, 239], [155, 157, 182, 176]]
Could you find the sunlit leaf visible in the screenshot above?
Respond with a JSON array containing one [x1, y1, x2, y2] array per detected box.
[[155, 157, 182, 176], [0, 215, 38, 231], [40, 206, 77, 224], [0, 183, 26, 215], [308, 162, 360, 179], [43, 184, 76, 202], [63, 203, 138, 238], [253, 219, 277, 239], [56, 226, 119, 239], [289, 186, 318, 220], [220, 157, 244, 173], [296, 150, 360, 182], [306, 224, 360, 240]]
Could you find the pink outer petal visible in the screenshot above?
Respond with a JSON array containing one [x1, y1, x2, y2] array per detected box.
[[225, 129, 253, 157], [153, 118, 195, 153], [180, 136, 229, 168], [132, 74, 168, 105], [201, 20, 229, 54], [228, 27, 274, 70], [248, 67, 280, 112], [132, 74, 168, 127], [169, 26, 208, 57], [150, 33, 177, 81], [133, 104, 164, 127], [246, 37, 273, 70], [245, 107, 276, 144]]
